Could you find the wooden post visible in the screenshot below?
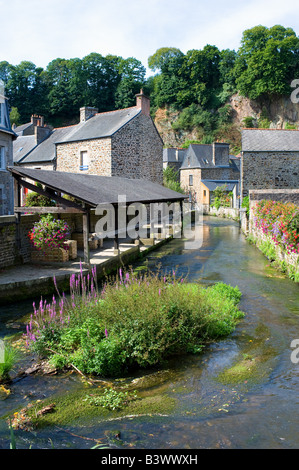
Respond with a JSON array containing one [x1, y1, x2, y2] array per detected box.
[[82, 208, 90, 265], [180, 200, 183, 238], [14, 178, 22, 249]]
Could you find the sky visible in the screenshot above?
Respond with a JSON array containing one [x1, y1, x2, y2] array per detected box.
[[1, 0, 299, 77]]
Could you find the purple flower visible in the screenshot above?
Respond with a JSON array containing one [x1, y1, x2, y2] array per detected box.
[[105, 328, 108, 338]]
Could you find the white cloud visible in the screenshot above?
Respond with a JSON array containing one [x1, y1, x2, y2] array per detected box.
[[1, 0, 299, 76]]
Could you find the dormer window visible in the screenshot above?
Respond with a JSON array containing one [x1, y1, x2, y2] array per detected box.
[[80, 150, 89, 171]]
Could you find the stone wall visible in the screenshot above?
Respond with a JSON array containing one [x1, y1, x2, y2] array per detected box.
[[242, 151, 299, 197], [111, 113, 163, 184], [0, 132, 14, 215], [249, 189, 299, 205], [180, 168, 201, 203], [0, 211, 104, 269], [204, 206, 239, 221], [56, 138, 112, 176]]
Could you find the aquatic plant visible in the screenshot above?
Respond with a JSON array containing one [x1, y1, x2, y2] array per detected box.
[[25, 265, 244, 377]]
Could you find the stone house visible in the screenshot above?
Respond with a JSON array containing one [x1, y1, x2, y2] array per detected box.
[[14, 90, 163, 187], [241, 129, 299, 201], [0, 80, 17, 215], [163, 147, 185, 173], [180, 142, 240, 208]]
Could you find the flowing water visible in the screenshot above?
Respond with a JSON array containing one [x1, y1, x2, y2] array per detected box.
[[0, 216, 298, 449]]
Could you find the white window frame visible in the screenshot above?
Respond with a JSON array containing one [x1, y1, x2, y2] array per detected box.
[[79, 150, 89, 171]]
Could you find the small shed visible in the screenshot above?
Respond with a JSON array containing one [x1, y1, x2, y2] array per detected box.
[[9, 167, 187, 265]]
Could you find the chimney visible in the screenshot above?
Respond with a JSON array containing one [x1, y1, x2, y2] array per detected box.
[[34, 118, 51, 145], [80, 106, 98, 123], [136, 89, 150, 116], [31, 114, 44, 127], [212, 142, 230, 166]]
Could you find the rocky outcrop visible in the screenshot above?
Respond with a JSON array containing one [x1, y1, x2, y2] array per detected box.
[[154, 92, 299, 149], [229, 93, 299, 129]]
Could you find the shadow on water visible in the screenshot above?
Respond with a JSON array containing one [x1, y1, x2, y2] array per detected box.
[[0, 216, 299, 449]]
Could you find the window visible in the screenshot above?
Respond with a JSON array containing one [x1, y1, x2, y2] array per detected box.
[[0, 103, 2, 125], [80, 151, 88, 170], [189, 174, 193, 186], [0, 147, 5, 170], [203, 190, 207, 197]]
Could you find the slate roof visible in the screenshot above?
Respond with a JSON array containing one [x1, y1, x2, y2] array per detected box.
[[9, 167, 187, 207], [201, 180, 239, 192], [242, 129, 299, 152], [16, 107, 143, 164], [14, 122, 33, 136], [163, 148, 186, 163], [181, 144, 214, 168], [13, 135, 37, 162], [0, 98, 17, 139]]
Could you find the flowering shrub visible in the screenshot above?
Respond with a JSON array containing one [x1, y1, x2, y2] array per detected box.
[[253, 200, 299, 255], [25, 265, 244, 377], [28, 214, 70, 251]]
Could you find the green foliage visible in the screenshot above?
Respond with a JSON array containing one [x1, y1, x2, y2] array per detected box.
[[242, 116, 255, 128], [26, 269, 244, 378], [235, 25, 299, 100], [84, 388, 138, 410], [212, 185, 232, 209], [241, 196, 250, 217], [148, 47, 184, 72], [25, 190, 55, 207], [285, 122, 297, 130], [9, 107, 21, 127], [259, 240, 277, 262], [0, 342, 19, 382], [163, 166, 185, 194]]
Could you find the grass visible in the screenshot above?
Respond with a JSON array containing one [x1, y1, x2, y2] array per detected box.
[[0, 341, 19, 383]]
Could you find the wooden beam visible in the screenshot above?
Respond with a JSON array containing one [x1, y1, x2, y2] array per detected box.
[[14, 179, 22, 249], [16, 177, 86, 213], [14, 206, 85, 214]]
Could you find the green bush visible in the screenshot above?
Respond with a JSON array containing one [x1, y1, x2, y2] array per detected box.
[[27, 270, 244, 377]]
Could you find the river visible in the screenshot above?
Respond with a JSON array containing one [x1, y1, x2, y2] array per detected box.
[[0, 216, 298, 449]]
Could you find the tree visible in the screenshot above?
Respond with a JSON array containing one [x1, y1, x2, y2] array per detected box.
[[234, 25, 299, 99], [148, 47, 184, 72], [9, 107, 21, 127], [5, 61, 48, 122], [115, 57, 146, 109]]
